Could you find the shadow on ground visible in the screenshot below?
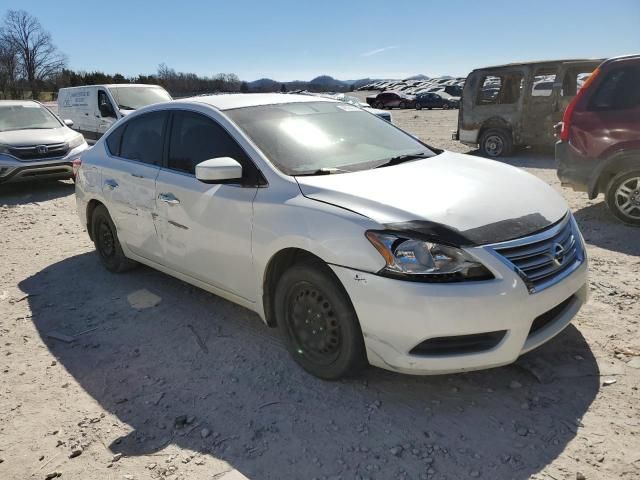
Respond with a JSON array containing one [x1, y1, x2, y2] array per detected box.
[[573, 201, 640, 256], [0, 180, 74, 206], [21, 252, 599, 480]]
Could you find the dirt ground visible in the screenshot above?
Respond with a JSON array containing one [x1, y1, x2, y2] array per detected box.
[[1, 102, 639, 480]]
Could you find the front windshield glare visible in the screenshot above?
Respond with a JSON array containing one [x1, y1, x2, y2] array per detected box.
[[226, 101, 434, 175], [0, 103, 62, 132], [108, 86, 172, 110]]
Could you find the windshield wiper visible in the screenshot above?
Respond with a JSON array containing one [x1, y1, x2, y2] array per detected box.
[[293, 167, 352, 176], [375, 152, 430, 169], [118, 105, 136, 110]]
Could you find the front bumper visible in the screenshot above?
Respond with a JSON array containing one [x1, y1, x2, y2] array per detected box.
[[0, 144, 88, 184], [331, 244, 588, 375], [555, 140, 599, 196]]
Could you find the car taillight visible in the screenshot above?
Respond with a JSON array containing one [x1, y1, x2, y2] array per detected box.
[[72, 158, 82, 177], [560, 67, 601, 142]]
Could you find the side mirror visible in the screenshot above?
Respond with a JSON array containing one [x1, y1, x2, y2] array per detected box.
[[64, 119, 74, 127], [195, 157, 243, 183], [99, 103, 116, 118]]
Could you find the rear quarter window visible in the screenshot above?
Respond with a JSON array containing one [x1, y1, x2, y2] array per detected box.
[[589, 66, 640, 111], [105, 124, 125, 156]]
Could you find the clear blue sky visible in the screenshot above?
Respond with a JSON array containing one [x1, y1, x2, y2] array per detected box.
[[8, 0, 640, 81]]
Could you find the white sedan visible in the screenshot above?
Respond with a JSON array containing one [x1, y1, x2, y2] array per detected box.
[[75, 93, 588, 379]]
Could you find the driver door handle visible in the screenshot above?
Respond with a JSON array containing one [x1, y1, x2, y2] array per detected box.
[[158, 192, 180, 205]]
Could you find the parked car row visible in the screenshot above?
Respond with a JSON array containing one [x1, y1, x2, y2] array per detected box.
[[358, 76, 465, 97], [365, 90, 459, 111]]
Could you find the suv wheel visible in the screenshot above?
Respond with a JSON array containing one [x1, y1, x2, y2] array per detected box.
[[605, 170, 640, 226], [375, 101, 384, 109], [479, 128, 513, 158], [415, 103, 422, 110], [399, 101, 407, 109], [275, 262, 366, 380], [91, 205, 137, 272]]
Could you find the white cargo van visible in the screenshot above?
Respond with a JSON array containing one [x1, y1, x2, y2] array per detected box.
[[57, 84, 172, 141]]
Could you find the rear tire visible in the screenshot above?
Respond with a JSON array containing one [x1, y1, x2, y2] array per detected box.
[[91, 205, 137, 272], [399, 101, 407, 109], [415, 103, 422, 110], [275, 262, 367, 380], [605, 169, 640, 226], [479, 128, 513, 158]]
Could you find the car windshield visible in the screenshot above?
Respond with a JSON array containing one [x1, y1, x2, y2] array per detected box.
[[0, 103, 62, 132], [108, 86, 172, 110], [226, 101, 435, 175]]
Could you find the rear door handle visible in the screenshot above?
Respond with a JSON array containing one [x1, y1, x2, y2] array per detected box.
[[158, 193, 180, 205], [104, 179, 118, 190]]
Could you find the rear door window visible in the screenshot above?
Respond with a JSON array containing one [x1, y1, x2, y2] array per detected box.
[[530, 68, 557, 97], [477, 73, 523, 105], [119, 111, 167, 165], [589, 66, 640, 111]]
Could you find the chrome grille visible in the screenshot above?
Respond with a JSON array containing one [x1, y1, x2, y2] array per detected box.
[[490, 214, 584, 293], [8, 142, 69, 161]]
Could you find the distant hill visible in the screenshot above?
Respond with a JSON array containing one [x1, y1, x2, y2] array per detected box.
[[403, 74, 430, 81], [246, 75, 380, 93]]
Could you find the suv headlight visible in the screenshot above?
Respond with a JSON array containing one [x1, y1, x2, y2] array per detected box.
[[366, 231, 493, 282], [67, 134, 86, 150]]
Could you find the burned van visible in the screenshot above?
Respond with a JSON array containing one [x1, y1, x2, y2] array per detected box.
[[453, 59, 602, 157]]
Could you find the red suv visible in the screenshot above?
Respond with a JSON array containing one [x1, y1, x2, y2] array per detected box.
[[556, 54, 640, 225]]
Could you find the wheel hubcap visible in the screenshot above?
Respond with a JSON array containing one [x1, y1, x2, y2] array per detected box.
[[615, 177, 640, 220], [97, 221, 115, 258], [287, 284, 341, 365], [485, 135, 504, 157]]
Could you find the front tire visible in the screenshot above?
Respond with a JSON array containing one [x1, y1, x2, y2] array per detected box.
[[91, 205, 137, 272], [415, 103, 422, 110], [479, 128, 513, 158], [275, 262, 366, 380], [605, 170, 640, 226]]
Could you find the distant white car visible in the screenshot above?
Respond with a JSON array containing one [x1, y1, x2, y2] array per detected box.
[[75, 93, 588, 379], [0, 100, 88, 184], [58, 84, 172, 142]]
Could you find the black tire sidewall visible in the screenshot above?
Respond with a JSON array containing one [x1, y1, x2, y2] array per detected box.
[[91, 205, 134, 272], [605, 169, 640, 226], [275, 263, 366, 380], [480, 128, 513, 158]]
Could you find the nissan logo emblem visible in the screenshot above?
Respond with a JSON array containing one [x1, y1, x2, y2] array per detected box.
[[36, 145, 49, 155], [551, 242, 566, 266]]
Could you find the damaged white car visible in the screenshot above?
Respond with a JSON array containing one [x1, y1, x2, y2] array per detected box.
[[75, 93, 588, 379]]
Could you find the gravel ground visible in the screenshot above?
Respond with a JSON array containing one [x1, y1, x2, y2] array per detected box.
[[0, 103, 639, 480]]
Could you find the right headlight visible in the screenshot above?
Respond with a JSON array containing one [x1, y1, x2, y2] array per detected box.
[[67, 134, 86, 150], [365, 231, 493, 282]]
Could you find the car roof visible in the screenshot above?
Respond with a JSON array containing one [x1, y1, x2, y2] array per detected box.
[[0, 100, 41, 107], [184, 93, 337, 111]]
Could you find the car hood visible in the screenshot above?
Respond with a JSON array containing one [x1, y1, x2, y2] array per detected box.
[[295, 151, 568, 246], [363, 107, 390, 116], [0, 127, 76, 146]]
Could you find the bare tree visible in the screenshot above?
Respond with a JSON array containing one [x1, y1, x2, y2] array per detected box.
[[1, 10, 66, 99], [0, 39, 19, 98]]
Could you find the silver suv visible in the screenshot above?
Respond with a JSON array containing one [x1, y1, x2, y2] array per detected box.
[[0, 100, 88, 184]]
